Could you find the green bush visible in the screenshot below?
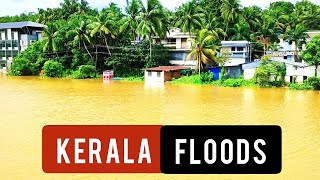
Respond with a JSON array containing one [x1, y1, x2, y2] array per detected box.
[[10, 58, 38, 76], [43, 60, 63, 77], [171, 75, 203, 84], [73, 65, 97, 79], [200, 72, 214, 83], [288, 83, 313, 90], [306, 77, 320, 90], [221, 79, 243, 87]]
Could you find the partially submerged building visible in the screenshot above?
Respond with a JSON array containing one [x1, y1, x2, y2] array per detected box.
[[0, 21, 45, 70], [144, 66, 190, 82]]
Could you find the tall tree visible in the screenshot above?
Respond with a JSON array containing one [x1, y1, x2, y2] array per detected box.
[[229, 21, 251, 40], [255, 15, 280, 55], [89, 12, 117, 57], [120, 0, 143, 42], [203, 13, 226, 40], [302, 35, 320, 77], [68, 20, 94, 61], [137, 0, 168, 60], [42, 23, 59, 53], [221, 0, 242, 37], [187, 29, 219, 75], [175, 0, 205, 35], [283, 24, 309, 62]]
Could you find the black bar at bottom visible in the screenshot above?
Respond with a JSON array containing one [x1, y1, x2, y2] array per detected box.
[[160, 125, 281, 174]]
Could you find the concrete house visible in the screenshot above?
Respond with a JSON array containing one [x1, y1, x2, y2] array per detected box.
[[153, 28, 196, 66], [144, 66, 190, 82], [266, 31, 320, 62], [220, 41, 251, 66], [0, 21, 45, 71], [242, 59, 320, 83]]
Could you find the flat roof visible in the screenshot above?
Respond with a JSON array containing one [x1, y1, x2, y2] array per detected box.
[[0, 21, 46, 30], [144, 66, 190, 72], [221, 41, 250, 47]]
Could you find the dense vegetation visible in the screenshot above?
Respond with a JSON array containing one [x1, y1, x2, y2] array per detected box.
[[0, 0, 319, 80]]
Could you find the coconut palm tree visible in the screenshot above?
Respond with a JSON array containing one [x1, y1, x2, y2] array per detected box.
[[175, 0, 205, 35], [137, 0, 168, 60], [221, 0, 242, 36], [68, 20, 93, 61], [255, 15, 280, 54], [229, 21, 251, 41], [203, 13, 226, 40], [42, 23, 59, 53], [89, 12, 117, 56], [120, 0, 143, 42], [187, 29, 219, 75], [283, 24, 309, 62]]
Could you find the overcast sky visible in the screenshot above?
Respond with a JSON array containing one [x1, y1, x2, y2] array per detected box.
[[0, 0, 319, 16]]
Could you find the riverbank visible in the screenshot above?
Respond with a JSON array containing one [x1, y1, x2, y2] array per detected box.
[[170, 74, 320, 91]]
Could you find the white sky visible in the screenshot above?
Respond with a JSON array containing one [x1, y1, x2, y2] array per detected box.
[[0, 0, 319, 16]]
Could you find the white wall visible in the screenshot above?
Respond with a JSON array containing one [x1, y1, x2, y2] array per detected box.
[[176, 38, 181, 49], [144, 70, 165, 82], [244, 65, 320, 83], [244, 69, 256, 80], [225, 58, 246, 66], [7, 29, 11, 40]]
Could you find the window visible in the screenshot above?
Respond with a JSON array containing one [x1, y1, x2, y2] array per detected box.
[[303, 76, 308, 82], [157, 72, 161, 77], [231, 47, 236, 51], [284, 56, 288, 59], [237, 47, 244, 51], [148, 71, 152, 77]]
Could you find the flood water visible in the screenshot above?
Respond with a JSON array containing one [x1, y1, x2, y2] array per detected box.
[[0, 75, 320, 179]]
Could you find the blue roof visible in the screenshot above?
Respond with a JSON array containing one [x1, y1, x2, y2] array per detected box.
[[0, 21, 46, 30]]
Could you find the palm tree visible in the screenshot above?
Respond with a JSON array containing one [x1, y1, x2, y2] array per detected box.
[[221, 0, 242, 37], [42, 23, 59, 53], [89, 12, 117, 56], [68, 20, 93, 61], [283, 24, 309, 62], [187, 29, 219, 75], [242, 6, 262, 32], [120, 0, 143, 42], [137, 0, 168, 60], [203, 13, 226, 40], [175, 0, 205, 36], [229, 22, 251, 41], [256, 15, 280, 54]]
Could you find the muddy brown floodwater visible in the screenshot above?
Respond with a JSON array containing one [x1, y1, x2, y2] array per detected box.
[[1, 76, 320, 179]]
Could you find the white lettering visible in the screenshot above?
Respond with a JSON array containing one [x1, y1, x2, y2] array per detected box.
[[254, 139, 266, 164], [175, 139, 186, 164], [106, 138, 120, 163], [89, 138, 102, 163], [138, 138, 151, 164], [57, 138, 70, 164], [221, 139, 233, 164], [204, 139, 217, 164]]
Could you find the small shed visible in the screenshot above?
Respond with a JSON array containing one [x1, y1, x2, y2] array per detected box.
[[144, 66, 190, 82]]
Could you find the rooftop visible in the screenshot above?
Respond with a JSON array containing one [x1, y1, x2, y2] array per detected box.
[[144, 66, 190, 72], [221, 41, 250, 47], [0, 21, 46, 30]]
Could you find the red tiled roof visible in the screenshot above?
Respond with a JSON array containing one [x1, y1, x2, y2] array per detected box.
[[144, 66, 190, 72]]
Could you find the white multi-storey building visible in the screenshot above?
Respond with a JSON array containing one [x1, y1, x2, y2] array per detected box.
[[0, 21, 45, 71]]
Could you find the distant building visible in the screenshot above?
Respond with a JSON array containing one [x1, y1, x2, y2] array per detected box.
[[266, 30, 320, 62], [0, 21, 46, 71], [242, 59, 319, 83], [153, 28, 196, 66], [220, 41, 251, 66]]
